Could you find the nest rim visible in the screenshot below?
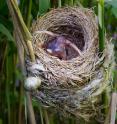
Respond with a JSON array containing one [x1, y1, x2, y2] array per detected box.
[[31, 7, 100, 87]]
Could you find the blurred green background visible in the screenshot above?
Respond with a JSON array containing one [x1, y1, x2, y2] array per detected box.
[[0, 0, 117, 124]]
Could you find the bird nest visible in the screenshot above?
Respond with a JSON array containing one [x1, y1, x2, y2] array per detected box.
[[25, 7, 114, 121]]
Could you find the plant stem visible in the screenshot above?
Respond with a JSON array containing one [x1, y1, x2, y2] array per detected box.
[[11, 0, 32, 40], [26, 92, 36, 124], [43, 108, 50, 124], [26, 0, 32, 29], [69, 0, 73, 6], [18, 80, 24, 124], [110, 92, 117, 124], [58, 0, 62, 7], [112, 66, 117, 91], [39, 106, 44, 124], [8, 0, 35, 61], [98, 0, 105, 53], [7, 1, 36, 124], [6, 48, 11, 124]]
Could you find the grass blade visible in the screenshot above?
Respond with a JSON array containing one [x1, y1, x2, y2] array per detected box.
[[0, 24, 14, 41]]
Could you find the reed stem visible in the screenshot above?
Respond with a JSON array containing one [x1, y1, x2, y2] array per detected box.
[[98, 0, 105, 52], [7, 1, 36, 124], [58, 0, 62, 7], [26, 0, 32, 29]]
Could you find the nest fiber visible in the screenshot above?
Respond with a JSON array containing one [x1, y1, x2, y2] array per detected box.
[[26, 7, 114, 120]]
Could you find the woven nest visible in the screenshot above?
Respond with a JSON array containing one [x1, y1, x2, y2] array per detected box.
[[26, 7, 114, 121]]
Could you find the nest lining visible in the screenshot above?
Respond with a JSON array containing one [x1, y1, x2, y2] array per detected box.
[[26, 7, 114, 120]]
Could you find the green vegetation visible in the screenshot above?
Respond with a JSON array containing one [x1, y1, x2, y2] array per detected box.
[[0, 0, 117, 124]]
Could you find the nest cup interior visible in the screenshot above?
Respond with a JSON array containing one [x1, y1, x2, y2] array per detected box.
[[46, 24, 85, 60]]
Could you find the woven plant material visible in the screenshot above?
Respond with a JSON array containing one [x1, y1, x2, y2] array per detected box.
[[26, 7, 114, 120]]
